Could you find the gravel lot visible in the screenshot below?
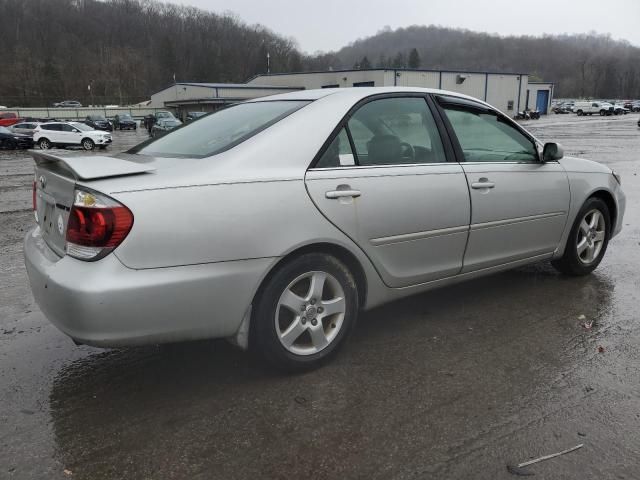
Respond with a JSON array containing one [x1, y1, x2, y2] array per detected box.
[[1, 115, 639, 479]]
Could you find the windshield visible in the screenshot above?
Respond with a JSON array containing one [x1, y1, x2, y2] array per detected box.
[[71, 122, 92, 131], [156, 112, 174, 119], [130, 100, 310, 158], [120, 114, 133, 120]]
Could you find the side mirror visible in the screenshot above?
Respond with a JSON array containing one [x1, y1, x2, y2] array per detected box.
[[543, 142, 564, 162]]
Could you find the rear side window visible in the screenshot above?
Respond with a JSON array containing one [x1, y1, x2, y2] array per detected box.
[[347, 97, 446, 166], [42, 124, 61, 131], [130, 101, 309, 158]]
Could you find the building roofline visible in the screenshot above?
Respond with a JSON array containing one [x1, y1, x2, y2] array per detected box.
[[527, 82, 554, 85], [246, 67, 529, 83], [174, 82, 304, 90]]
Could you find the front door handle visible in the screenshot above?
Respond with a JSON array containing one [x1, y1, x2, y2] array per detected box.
[[325, 187, 361, 199], [471, 178, 495, 189]]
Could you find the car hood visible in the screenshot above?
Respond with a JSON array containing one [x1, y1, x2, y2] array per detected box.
[[559, 156, 612, 174]]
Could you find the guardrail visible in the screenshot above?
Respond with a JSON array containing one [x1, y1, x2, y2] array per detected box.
[[3, 107, 168, 120]]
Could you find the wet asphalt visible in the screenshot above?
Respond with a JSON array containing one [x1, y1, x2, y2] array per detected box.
[[0, 115, 639, 479]]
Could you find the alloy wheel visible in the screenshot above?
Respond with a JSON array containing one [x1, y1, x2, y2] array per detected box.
[[577, 209, 606, 264], [275, 270, 346, 356]]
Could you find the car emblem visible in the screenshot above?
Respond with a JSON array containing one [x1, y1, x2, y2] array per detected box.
[[38, 175, 46, 189], [57, 214, 65, 235]]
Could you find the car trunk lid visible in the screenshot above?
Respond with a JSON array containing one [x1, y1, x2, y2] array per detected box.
[[32, 151, 155, 257]]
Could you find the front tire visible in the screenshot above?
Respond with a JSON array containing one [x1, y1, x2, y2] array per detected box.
[[552, 197, 611, 276], [81, 138, 95, 151], [38, 138, 51, 149], [251, 253, 359, 372]]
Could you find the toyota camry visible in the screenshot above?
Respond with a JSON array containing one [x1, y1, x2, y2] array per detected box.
[[24, 87, 626, 370]]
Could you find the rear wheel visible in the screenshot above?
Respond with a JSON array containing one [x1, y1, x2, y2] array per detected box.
[[600, 110, 606, 116], [81, 138, 95, 151], [552, 197, 610, 276], [38, 138, 51, 149], [251, 253, 358, 372], [577, 110, 583, 116]]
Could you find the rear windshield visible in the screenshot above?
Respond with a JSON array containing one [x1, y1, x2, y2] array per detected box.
[[130, 100, 310, 158]]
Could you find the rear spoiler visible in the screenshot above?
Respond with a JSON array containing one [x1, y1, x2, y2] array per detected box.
[[31, 151, 155, 181]]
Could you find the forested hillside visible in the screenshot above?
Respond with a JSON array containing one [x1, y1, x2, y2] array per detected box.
[[1, 0, 638, 106], [306, 26, 640, 99], [0, 0, 302, 106]]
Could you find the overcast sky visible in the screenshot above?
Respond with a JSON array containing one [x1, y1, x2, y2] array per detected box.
[[169, 0, 640, 53]]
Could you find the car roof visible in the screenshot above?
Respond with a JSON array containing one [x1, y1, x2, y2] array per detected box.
[[251, 86, 492, 107]]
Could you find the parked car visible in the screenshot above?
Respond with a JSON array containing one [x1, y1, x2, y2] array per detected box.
[[113, 113, 137, 130], [573, 101, 614, 116], [53, 100, 82, 108], [0, 126, 34, 149], [631, 101, 640, 112], [24, 87, 626, 371], [613, 105, 629, 115], [84, 115, 113, 132], [33, 122, 112, 151], [0, 112, 22, 127], [10, 122, 41, 136], [186, 111, 207, 121], [151, 117, 182, 137]]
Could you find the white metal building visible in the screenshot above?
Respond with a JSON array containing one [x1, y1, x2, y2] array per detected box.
[[149, 82, 302, 118], [524, 82, 554, 114], [248, 69, 554, 115]]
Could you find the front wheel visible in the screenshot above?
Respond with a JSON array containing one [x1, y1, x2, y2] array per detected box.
[[81, 138, 95, 151], [552, 197, 610, 276], [38, 138, 51, 149], [251, 253, 359, 372]]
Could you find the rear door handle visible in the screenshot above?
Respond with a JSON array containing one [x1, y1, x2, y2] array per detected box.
[[471, 179, 495, 189], [325, 189, 361, 199]]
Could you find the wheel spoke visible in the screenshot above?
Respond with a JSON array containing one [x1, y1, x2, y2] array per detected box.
[[577, 238, 589, 255], [586, 244, 596, 262], [589, 211, 600, 229], [594, 231, 605, 242], [579, 219, 590, 236], [279, 289, 305, 313], [307, 272, 327, 301], [320, 296, 345, 317], [309, 326, 329, 350], [280, 318, 306, 347]]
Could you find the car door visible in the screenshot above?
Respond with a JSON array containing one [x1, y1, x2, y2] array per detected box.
[[60, 123, 83, 145], [305, 95, 470, 288], [435, 95, 570, 273]]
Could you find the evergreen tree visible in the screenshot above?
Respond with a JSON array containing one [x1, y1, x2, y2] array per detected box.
[[408, 48, 421, 68]]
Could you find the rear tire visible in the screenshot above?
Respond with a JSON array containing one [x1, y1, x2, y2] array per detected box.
[[577, 110, 583, 116], [38, 138, 51, 149], [600, 110, 606, 116], [251, 253, 359, 372], [552, 197, 611, 276]]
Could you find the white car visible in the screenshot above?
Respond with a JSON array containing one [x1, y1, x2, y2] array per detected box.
[[10, 121, 41, 136], [33, 122, 112, 151], [572, 101, 614, 116]]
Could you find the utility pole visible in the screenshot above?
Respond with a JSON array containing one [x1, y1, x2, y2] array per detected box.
[[88, 81, 93, 107], [267, 52, 270, 74]]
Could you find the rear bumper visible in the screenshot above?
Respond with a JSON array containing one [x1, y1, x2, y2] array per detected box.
[[24, 227, 272, 347]]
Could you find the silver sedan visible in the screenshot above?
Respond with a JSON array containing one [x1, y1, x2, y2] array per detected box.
[[24, 87, 626, 370]]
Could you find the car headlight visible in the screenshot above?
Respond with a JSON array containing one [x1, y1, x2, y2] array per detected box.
[[612, 170, 622, 185]]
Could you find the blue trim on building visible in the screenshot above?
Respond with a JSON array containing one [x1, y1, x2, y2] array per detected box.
[[516, 76, 522, 112], [246, 67, 530, 84]]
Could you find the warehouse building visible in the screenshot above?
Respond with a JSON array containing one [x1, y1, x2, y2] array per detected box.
[[248, 69, 554, 115], [149, 82, 302, 119]]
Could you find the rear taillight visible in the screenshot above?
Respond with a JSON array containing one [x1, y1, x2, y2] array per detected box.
[[65, 188, 133, 261]]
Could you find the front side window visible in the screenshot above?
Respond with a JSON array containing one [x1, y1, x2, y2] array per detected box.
[[442, 106, 538, 162], [131, 101, 309, 158], [346, 97, 446, 166]]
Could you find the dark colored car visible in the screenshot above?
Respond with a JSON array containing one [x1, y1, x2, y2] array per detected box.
[[113, 114, 137, 130], [186, 111, 207, 121], [84, 115, 113, 131], [53, 100, 82, 108], [0, 126, 34, 149], [150, 118, 182, 137]]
